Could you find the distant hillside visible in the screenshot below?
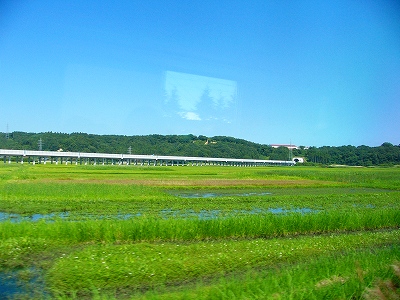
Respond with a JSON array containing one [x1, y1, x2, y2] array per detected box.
[[0, 132, 280, 160], [0, 132, 399, 166]]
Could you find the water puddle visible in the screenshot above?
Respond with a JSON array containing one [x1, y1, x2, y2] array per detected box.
[[0, 208, 317, 222], [0, 273, 18, 299], [161, 208, 221, 220], [0, 269, 48, 299], [79, 212, 142, 221], [0, 202, 375, 223], [0, 211, 142, 223], [352, 203, 376, 209], [0, 212, 70, 223], [160, 207, 317, 220], [231, 207, 317, 216]]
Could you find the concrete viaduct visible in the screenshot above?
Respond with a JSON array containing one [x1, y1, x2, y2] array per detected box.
[[0, 149, 294, 167]]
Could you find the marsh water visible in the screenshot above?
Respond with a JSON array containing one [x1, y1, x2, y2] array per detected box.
[[0, 189, 381, 223], [0, 188, 385, 298], [0, 273, 18, 299], [0, 268, 47, 299], [0, 207, 318, 222]]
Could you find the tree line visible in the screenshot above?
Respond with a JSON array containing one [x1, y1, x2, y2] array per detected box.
[[1, 132, 399, 166]]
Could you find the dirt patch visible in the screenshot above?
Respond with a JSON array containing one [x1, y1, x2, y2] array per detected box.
[[315, 275, 347, 288]]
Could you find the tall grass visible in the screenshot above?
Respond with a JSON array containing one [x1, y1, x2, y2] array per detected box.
[[1, 209, 399, 243], [47, 231, 400, 298], [138, 246, 400, 300]]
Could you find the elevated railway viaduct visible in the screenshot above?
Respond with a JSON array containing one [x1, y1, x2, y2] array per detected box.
[[0, 149, 294, 167]]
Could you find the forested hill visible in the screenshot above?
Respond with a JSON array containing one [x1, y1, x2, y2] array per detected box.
[[1, 132, 399, 166]]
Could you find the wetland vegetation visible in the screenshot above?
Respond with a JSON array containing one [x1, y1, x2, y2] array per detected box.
[[0, 164, 399, 299]]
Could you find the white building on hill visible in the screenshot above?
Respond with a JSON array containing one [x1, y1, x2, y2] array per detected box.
[[270, 144, 299, 150]]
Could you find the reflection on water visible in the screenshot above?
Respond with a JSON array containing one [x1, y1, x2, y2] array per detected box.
[[0, 212, 143, 223], [0, 203, 377, 223], [0, 273, 18, 299], [0, 268, 47, 299], [160, 207, 317, 220], [0, 208, 317, 222], [0, 212, 70, 223], [161, 208, 221, 220]]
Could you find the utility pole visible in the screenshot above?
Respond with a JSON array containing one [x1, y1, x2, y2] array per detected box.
[[5, 124, 9, 139], [38, 138, 43, 151], [127, 146, 132, 165]]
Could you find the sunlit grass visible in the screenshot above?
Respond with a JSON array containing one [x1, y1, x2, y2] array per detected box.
[[0, 182, 398, 216], [47, 230, 400, 298], [0, 164, 399, 299], [0, 208, 399, 244], [137, 245, 400, 300]]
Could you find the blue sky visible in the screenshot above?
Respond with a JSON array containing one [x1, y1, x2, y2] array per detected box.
[[1, 0, 399, 147]]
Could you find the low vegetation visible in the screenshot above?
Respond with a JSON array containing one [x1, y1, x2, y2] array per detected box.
[[0, 164, 399, 299]]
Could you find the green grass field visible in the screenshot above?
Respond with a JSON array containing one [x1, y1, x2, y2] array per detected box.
[[0, 164, 399, 299]]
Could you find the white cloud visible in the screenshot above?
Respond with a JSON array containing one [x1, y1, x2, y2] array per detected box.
[[179, 111, 201, 121]]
